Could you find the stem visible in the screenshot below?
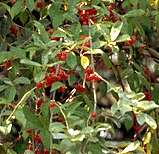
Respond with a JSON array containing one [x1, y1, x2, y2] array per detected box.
[[6, 87, 35, 123], [88, 19, 97, 112], [49, 64, 60, 154], [55, 102, 69, 130]]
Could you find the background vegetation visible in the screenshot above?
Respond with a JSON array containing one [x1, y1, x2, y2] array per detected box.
[[1, 0, 159, 153]]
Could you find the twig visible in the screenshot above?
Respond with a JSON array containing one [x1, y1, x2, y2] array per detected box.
[[55, 102, 69, 130], [6, 87, 35, 123]]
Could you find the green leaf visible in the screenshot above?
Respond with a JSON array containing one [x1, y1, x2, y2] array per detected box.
[[137, 113, 157, 129], [34, 68, 46, 83], [26, 0, 35, 11], [115, 34, 130, 43], [0, 97, 8, 104], [41, 102, 49, 120], [34, 21, 49, 43], [102, 52, 112, 68], [121, 141, 140, 154], [5, 86, 16, 102], [50, 82, 64, 92], [10, 0, 23, 18], [49, 122, 65, 133], [66, 52, 77, 69], [14, 77, 31, 85], [48, 2, 64, 28], [40, 129, 50, 149], [23, 106, 43, 129], [15, 108, 26, 127], [0, 85, 8, 92], [124, 9, 145, 18], [136, 101, 159, 111], [110, 21, 123, 41], [20, 59, 42, 67]]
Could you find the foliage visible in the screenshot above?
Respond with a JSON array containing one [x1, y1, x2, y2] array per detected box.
[[0, 0, 159, 154]]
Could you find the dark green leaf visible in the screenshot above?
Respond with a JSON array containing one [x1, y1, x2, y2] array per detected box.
[[124, 9, 145, 18], [20, 59, 42, 67], [66, 52, 77, 69], [14, 77, 31, 85], [50, 82, 64, 92]]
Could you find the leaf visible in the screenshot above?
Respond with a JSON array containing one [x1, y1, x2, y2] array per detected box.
[[136, 100, 159, 111], [110, 21, 123, 41], [34, 21, 49, 43], [115, 34, 130, 43], [24, 150, 34, 154], [71, 134, 85, 142], [102, 52, 112, 68], [40, 129, 50, 149], [5, 86, 16, 102], [124, 9, 145, 18], [145, 114, 157, 129], [23, 106, 43, 129], [0, 97, 8, 104], [41, 102, 49, 120], [136, 113, 157, 129], [50, 82, 64, 92], [0, 85, 8, 92], [34, 68, 46, 83], [66, 52, 77, 69], [20, 59, 42, 67], [10, 0, 23, 18], [14, 77, 31, 85], [121, 141, 140, 154], [49, 122, 65, 133], [26, 0, 35, 11], [48, 2, 64, 28], [80, 56, 90, 69], [15, 108, 26, 127]]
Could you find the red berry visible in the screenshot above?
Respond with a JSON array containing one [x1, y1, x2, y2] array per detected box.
[[33, 134, 42, 143], [35, 149, 42, 154], [3, 60, 12, 69], [144, 91, 152, 101], [75, 84, 85, 93], [36, 0, 45, 9], [86, 73, 100, 81], [47, 28, 54, 35], [49, 101, 56, 109], [35, 98, 43, 108], [45, 75, 55, 87], [49, 67, 56, 74], [57, 70, 69, 81], [84, 67, 94, 75], [10, 0, 16, 4], [26, 129, 33, 135], [10, 24, 18, 35], [58, 86, 66, 93], [56, 51, 68, 61], [91, 111, 97, 119], [44, 149, 49, 154], [133, 124, 142, 133], [86, 8, 97, 15], [50, 37, 64, 41], [126, 35, 136, 46], [36, 82, 44, 89], [27, 143, 33, 151], [108, 3, 116, 12]]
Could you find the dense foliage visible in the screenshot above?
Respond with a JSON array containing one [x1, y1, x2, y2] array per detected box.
[[1, 0, 159, 153]]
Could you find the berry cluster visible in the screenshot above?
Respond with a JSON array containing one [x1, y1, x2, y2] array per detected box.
[[103, 3, 119, 22], [85, 67, 100, 81], [78, 8, 97, 25]]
